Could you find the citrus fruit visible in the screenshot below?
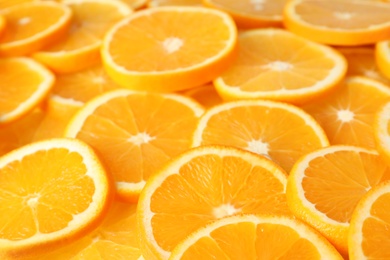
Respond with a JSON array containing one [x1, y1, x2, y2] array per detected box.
[[170, 214, 344, 260], [349, 180, 390, 260], [32, 0, 132, 74], [137, 145, 291, 259], [203, 0, 287, 29], [0, 138, 113, 258], [283, 0, 390, 46], [287, 145, 390, 257], [213, 28, 347, 105], [302, 76, 390, 149], [374, 100, 390, 165], [65, 89, 205, 202], [101, 6, 237, 92], [192, 99, 329, 173], [147, 0, 202, 7], [0, 1, 72, 56], [180, 83, 223, 108], [375, 39, 390, 80], [0, 57, 55, 125]]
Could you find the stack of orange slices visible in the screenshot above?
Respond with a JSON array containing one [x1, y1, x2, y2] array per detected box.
[[1, 0, 390, 259]]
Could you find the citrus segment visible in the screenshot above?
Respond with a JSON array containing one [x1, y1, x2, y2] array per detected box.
[[0, 1, 72, 56], [283, 0, 390, 46], [302, 76, 390, 149], [203, 0, 287, 29], [32, 0, 132, 74], [65, 89, 205, 202], [101, 6, 237, 92], [374, 100, 390, 166], [192, 99, 329, 173], [170, 214, 343, 260], [137, 145, 290, 259], [0, 57, 55, 125], [349, 180, 390, 260], [287, 145, 390, 257], [213, 28, 347, 105], [0, 138, 112, 258]]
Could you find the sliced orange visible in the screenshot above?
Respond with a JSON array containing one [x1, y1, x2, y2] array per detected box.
[[36, 201, 142, 259], [283, 0, 390, 46], [137, 145, 291, 260], [50, 65, 122, 103], [0, 138, 113, 258], [374, 100, 390, 166], [203, 0, 288, 29], [65, 89, 205, 202], [170, 214, 343, 260], [337, 46, 390, 85], [0, 0, 32, 9], [302, 76, 390, 149], [191, 99, 329, 173], [213, 28, 347, 105], [101, 6, 238, 92], [287, 145, 390, 257], [375, 39, 390, 80], [0, 57, 55, 125], [349, 180, 390, 259], [0, 1, 72, 57], [32, 0, 132, 74], [147, 0, 202, 7], [180, 82, 223, 108]]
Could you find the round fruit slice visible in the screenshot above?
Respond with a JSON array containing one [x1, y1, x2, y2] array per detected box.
[[374, 100, 390, 166], [192, 99, 329, 173], [0, 1, 72, 56], [170, 214, 343, 260], [349, 180, 390, 260], [213, 28, 347, 104], [65, 89, 205, 202], [283, 0, 390, 46], [0, 138, 112, 258], [101, 6, 237, 92], [0, 57, 55, 125], [287, 145, 390, 257], [32, 0, 132, 74], [137, 145, 291, 260], [375, 39, 390, 80]]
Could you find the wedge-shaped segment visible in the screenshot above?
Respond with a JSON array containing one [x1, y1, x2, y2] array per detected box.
[[0, 138, 113, 258], [101, 6, 237, 92], [192, 99, 329, 173], [287, 145, 390, 257], [0, 57, 55, 125], [137, 145, 291, 260], [65, 89, 205, 202], [170, 214, 343, 260], [214, 28, 346, 104], [283, 0, 390, 46], [0, 1, 72, 56], [33, 0, 132, 74], [349, 180, 390, 260]]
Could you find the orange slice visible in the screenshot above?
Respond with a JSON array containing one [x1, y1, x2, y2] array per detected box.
[[0, 57, 55, 125], [0, 0, 32, 9], [337, 47, 390, 85], [137, 145, 291, 260], [50, 65, 122, 103], [32, 0, 132, 74], [349, 180, 390, 259], [0, 138, 113, 258], [287, 145, 390, 257], [283, 0, 390, 46], [302, 76, 390, 149], [170, 214, 344, 260], [101, 6, 238, 92], [203, 0, 288, 29], [375, 39, 390, 80], [191, 99, 329, 173], [180, 83, 223, 108], [374, 100, 390, 165], [213, 28, 347, 105], [65, 89, 205, 202], [37, 201, 142, 259], [147, 0, 202, 7], [0, 1, 72, 57]]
